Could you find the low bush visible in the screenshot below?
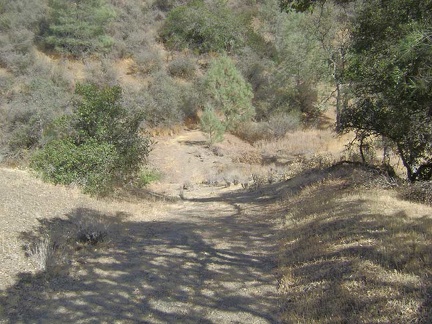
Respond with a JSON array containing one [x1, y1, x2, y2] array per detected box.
[[30, 83, 151, 195], [160, 1, 247, 54], [232, 121, 272, 144], [144, 71, 192, 127], [26, 210, 113, 276], [75, 214, 110, 245], [132, 49, 163, 75], [27, 234, 65, 274], [167, 56, 196, 79], [232, 112, 300, 144], [268, 112, 301, 138], [137, 167, 162, 187], [109, 0, 160, 59], [83, 59, 119, 86], [31, 139, 118, 195], [0, 29, 35, 75]]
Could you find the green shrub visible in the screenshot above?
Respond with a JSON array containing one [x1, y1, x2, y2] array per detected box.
[[31, 139, 117, 195], [160, 1, 247, 54], [236, 6, 327, 123], [203, 54, 255, 131], [137, 167, 161, 187], [30, 83, 151, 195], [200, 104, 226, 144], [39, 0, 115, 56], [236, 48, 278, 120]]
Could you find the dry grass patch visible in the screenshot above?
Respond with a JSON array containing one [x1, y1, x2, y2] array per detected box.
[[256, 128, 348, 159], [278, 168, 432, 323], [23, 208, 119, 278]]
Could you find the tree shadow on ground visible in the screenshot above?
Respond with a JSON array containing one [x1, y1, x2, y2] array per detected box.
[[0, 203, 280, 323], [178, 140, 208, 147], [179, 163, 432, 322], [276, 179, 432, 323]]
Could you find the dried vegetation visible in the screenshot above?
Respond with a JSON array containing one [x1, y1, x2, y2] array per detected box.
[[277, 165, 432, 323]]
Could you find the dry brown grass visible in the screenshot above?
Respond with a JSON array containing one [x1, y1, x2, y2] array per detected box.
[[255, 128, 350, 159], [278, 166, 432, 323]]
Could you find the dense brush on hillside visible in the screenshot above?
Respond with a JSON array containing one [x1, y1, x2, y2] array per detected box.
[[0, 0, 338, 164]]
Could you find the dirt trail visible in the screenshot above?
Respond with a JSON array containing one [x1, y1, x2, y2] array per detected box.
[[0, 130, 282, 323]]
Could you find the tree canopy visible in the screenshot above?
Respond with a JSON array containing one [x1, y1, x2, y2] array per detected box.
[[342, 0, 432, 181], [282, 0, 432, 181]]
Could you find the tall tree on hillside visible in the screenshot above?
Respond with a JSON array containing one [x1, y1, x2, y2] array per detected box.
[[306, 2, 356, 130], [273, 9, 328, 124], [203, 55, 255, 132]]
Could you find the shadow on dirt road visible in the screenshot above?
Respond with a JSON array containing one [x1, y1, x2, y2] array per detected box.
[[0, 196, 280, 323]]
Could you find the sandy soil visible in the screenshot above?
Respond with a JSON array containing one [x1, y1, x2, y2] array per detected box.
[[0, 130, 282, 323]]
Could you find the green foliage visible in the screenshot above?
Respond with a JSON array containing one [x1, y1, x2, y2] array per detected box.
[[342, 0, 432, 181], [200, 104, 226, 144], [137, 167, 161, 187], [203, 55, 255, 131], [279, 0, 352, 12], [160, 1, 247, 54], [30, 83, 151, 195], [273, 10, 327, 122], [31, 139, 117, 195], [40, 0, 115, 56], [237, 4, 328, 123]]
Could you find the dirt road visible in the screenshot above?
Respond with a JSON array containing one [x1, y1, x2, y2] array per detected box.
[[0, 130, 282, 323]]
